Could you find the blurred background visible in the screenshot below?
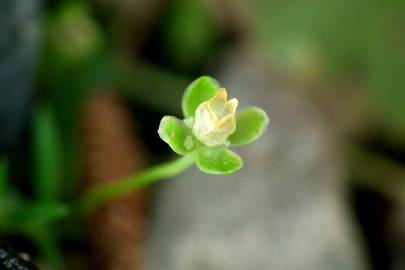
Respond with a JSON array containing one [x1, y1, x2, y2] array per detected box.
[[0, 0, 404, 269]]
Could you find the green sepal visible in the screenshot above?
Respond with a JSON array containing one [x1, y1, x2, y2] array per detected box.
[[182, 76, 220, 118], [158, 116, 197, 155], [228, 107, 269, 146], [196, 146, 243, 174]]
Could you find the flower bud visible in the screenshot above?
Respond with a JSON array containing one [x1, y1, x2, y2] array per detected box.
[[192, 88, 238, 146]]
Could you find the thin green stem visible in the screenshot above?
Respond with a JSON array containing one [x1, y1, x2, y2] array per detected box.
[[79, 154, 195, 213]]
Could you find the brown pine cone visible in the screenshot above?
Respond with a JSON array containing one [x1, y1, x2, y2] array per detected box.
[[81, 94, 147, 270]]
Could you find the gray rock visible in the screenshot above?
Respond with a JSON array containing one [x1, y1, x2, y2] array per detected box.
[[0, 0, 41, 150], [146, 53, 367, 270]]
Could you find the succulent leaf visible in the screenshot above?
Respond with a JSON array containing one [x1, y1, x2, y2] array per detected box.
[[196, 146, 243, 174], [228, 107, 269, 146], [158, 116, 197, 155], [182, 76, 220, 118]]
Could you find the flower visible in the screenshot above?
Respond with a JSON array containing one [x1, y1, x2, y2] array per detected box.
[[192, 88, 238, 147], [158, 76, 268, 175]]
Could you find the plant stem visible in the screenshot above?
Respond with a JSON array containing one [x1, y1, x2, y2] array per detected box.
[[79, 154, 195, 213]]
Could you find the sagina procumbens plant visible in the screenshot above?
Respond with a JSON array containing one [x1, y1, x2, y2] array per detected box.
[[81, 76, 269, 212]]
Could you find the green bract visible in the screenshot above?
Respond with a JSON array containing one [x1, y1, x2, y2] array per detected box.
[[158, 76, 269, 174]]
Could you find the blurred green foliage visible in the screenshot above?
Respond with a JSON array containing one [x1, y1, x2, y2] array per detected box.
[[31, 103, 66, 269], [255, 0, 374, 76], [254, 0, 405, 137], [33, 104, 64, 201], [2, 202, 68, 235], [0, 6, 103, 268], [366, 5, 405, 136], [0, 157, 66, 270], [46, 2, 104, 67], [161, 0, 221, 70], [41, 1, 114, 199]]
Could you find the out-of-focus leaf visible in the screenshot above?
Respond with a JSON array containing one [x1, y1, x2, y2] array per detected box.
[[41, 2, 111, 199], [43, 1, 107, 137], [366, 5, 405, 137], [0, 189, 24, 233], [162, 0, 220, 70], [46, 2, 104, 67], [254, 0, 372, 79], [182, 76, 220, 118], [196, 146, 243, 174], [117, 60, 188, 115], [33, 103, 63, 201], [229, 107, 269, 146], [158, 116, 198, 155], [3, 202, 69, 233]]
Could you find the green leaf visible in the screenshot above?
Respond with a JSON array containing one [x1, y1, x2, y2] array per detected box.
[[158, 116, 197, 155], [33, 103, 64, 201], [4, 202, 69, 232], [182, 76, 220, 118], [229, 107, 269, 146], [196, 146, 243, 174]]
